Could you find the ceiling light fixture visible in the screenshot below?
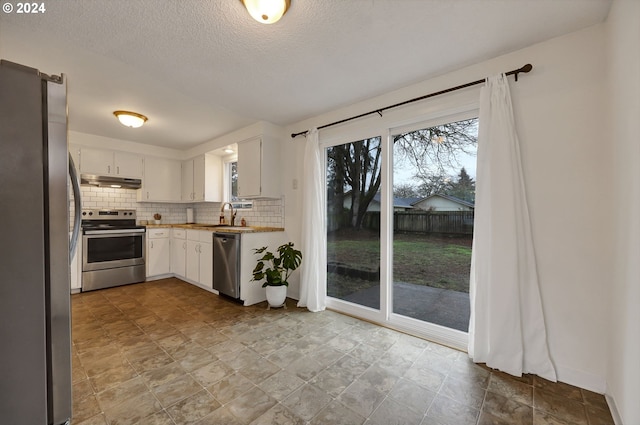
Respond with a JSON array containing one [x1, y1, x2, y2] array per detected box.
[[224, 147, 234, 154], [113, 110, 148, 128], [241, 0, 290, 24]]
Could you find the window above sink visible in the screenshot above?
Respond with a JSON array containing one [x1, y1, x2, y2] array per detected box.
[[224, 159, 253, 211]]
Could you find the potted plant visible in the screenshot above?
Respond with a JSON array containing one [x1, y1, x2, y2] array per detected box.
[[153, 213, 162, 224], [251, 242, 302, 309]]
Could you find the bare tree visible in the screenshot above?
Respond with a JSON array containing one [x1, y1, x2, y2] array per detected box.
[[393, 183, 421, 198], [393, 119, 477, 183], [328, 119, 477, 229], [327, 138, 381, 229]]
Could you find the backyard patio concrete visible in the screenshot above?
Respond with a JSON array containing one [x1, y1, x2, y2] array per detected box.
[[342, 282, 470, 332]]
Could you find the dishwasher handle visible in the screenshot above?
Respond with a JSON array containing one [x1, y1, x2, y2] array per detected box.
[[213, 233, 240, 242]]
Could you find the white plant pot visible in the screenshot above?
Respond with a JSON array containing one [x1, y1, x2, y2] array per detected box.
[[265, 285, 287, 309]]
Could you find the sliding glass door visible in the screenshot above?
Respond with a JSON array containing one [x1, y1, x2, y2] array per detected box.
[[324, 114, 477, 346], [391, 118, 478, 332], [326, 137, 382, 311]]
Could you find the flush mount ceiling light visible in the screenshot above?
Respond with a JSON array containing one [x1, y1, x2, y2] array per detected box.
[[113, 110, 148, 128], [241, 0, 290, 24], [224, 147, 234, 154]]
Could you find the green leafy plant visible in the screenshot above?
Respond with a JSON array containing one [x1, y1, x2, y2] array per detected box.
[[251, 242, 302, 287]]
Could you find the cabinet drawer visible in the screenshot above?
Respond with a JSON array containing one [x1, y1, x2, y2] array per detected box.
[[148, 228, 170, 239], [187, 229, 213, 242], [172, 228, 186, 239], [187, 229, 201, 241]]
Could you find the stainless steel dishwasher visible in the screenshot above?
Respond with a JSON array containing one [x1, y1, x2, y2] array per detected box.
[[213, 232, 241, 299]]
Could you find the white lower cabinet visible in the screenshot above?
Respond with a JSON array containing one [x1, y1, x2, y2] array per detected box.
[[185, 230, 213, 289], [170, 228, 187, 278], [147, 228, 171, 278], [199, 239, 213, 289]]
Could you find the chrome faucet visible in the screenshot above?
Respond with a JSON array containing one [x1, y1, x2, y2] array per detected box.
[[220, 202, 236, 226]]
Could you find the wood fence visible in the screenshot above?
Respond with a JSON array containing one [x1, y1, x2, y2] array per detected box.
[[329, 210, 474, 235]]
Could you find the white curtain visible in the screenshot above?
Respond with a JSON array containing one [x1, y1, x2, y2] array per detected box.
[[298, 128, 326, 312], [468, 75, 556, 381]]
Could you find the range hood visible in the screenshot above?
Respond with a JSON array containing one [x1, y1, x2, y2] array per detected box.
[[80, 174, 142, 189]]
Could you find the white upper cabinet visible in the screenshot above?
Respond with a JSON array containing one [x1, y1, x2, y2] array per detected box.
[[182, 154, 222, 202], [114, 152, 143, 178], [237, 136, 280, 198], [69, 144, 81, 171], [138, 156, 182, 202], [181, 158, 194, 201], [79, 147, 142, 178]]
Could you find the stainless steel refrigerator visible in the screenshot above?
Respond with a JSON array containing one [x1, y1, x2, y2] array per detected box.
[[0, 60, 80, 425]]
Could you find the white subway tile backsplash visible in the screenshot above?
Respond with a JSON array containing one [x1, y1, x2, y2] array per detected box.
[[72, 186, 284, 228]]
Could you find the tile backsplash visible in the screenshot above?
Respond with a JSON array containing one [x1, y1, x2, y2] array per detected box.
[[74, 186, 284, 228]]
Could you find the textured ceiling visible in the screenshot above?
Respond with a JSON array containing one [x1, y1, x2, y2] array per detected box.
[[0, 0, 611, 149]]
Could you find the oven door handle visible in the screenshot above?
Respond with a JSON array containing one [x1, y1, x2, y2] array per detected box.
[[84, 229, 146, 236]]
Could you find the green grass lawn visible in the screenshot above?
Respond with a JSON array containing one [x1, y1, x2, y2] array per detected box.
[[327, 230, 472, 296]]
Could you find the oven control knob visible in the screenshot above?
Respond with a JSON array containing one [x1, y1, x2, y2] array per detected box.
[[89, 211, 93, 216], [82, 211, 86, 216]]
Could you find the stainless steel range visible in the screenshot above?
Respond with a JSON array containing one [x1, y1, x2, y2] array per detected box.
[[81, 209, 146, 291]]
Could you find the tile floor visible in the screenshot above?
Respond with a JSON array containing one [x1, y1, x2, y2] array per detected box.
[[71, 278, 614, 425]]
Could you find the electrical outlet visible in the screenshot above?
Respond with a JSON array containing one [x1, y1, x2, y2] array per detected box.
[[293, 178, 298, 190]]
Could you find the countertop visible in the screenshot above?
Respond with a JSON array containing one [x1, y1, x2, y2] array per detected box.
[[144, 223, 284, 233]]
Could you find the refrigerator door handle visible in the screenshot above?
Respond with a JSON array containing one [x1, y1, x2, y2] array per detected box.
[[69, 152, 82, 261]]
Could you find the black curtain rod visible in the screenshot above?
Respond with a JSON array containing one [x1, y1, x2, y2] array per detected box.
[[291, 63, 533, 138]]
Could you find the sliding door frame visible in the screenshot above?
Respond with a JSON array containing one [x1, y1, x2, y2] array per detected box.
[[322, 101, 479, 352]]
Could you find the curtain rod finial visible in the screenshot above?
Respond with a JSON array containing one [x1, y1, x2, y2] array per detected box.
[[513, 64, 533, 81]]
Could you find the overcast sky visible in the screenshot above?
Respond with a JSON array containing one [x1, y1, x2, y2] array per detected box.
[[393, 149, 477, 188]]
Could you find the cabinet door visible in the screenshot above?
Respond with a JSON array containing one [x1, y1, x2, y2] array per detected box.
[[171, 239, 187, 277], [141, 157, 182, 202], [193, 156, 205, 202], [203, 154, 223, 202], [80, 147, 113, 175], [237, 138, 262, 197], [114, 151, 143, 178], [148, 238, 170, 276], [69, 144, 81, 172], [181, 159, 194, 201], [185, 240, 200, 282], [199, 241, 213, 288]]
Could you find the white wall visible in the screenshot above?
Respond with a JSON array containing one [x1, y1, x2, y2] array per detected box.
[[285, 24, 612, 393], [606, 1, 640, 423]]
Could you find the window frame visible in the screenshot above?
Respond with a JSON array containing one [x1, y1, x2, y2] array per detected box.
[[223, 156, 253, 210], [321, 101, 480, 351]]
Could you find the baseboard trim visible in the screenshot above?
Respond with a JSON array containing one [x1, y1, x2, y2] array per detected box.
[[604, 394, 623, 425], [555, 364, 607, 394]]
